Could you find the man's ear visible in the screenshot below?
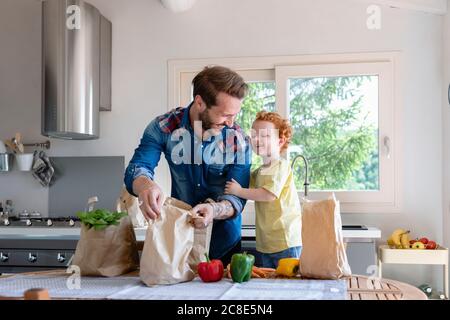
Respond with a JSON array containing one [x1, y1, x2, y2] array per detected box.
[[194, 95, 207, 112]]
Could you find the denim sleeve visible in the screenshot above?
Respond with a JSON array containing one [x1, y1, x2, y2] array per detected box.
[[217, 138, 251, 216], [124, 119, 166, 197]]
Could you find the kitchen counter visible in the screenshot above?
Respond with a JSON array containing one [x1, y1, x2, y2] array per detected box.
[[0, 226, 381, 275], [0, 226, 381, 241], [241, 226, 381, 241], [0, 227, 148, 241]]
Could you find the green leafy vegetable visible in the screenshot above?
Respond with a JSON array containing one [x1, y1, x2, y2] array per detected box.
[[76, 209, 127, 231]]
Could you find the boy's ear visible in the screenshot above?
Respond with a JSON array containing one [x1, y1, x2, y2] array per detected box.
[[279, 136, 287, 148]]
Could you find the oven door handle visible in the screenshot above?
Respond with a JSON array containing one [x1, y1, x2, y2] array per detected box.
[[0, 252, 9, 262]]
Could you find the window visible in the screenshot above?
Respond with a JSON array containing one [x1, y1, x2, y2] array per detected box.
[[288, 75, 379, 192], [169, 53, 402, 213]]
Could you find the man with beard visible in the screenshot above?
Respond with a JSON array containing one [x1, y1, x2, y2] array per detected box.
[[124, 66, 251, 265]]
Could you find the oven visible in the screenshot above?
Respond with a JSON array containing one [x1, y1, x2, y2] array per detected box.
[[0, 235, 78, 274], [0, 213, 81, 274]]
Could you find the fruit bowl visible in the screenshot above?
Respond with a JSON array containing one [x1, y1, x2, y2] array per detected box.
[[386, 244, 442, 250], [387, 230, 439, 250], [379, 245, 448, 265]]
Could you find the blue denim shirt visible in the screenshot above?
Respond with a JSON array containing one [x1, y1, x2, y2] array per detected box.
[[124, 103, 251, 259]]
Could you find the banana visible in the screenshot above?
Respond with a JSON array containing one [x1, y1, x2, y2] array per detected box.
[[387, 236, 395, 248], [390, 228, 407, 247], [400, 231, 411, 249]]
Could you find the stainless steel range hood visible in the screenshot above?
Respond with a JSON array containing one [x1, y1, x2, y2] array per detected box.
[[42, 0, 111, 140]]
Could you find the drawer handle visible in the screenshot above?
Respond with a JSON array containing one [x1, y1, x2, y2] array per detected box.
[[28, 253, 37, 263], [57, 253, 66, 263], [0, 252, 9, 262]]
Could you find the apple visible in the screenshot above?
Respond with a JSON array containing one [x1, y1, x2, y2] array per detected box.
[[419, 237, 429, 245], [411, 241, 426, 249], [426, 241, 437, 250], [409, 239, 417, 245]]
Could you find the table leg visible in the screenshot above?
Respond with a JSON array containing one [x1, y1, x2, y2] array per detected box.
[[378, 259, 382, 278], [444, 263, 449, 299]]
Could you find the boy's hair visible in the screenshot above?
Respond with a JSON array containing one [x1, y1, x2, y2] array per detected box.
[[255, 111, 293, 152], [192, 66, 248, 108]]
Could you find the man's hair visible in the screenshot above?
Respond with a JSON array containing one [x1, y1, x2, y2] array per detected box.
[[254, 111, 293, 152], [192, 66, 248, 107]]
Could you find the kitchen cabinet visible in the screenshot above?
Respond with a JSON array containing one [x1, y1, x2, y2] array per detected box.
[[345, 241, 377, 276]]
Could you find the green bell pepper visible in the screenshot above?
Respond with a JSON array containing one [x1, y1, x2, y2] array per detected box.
[[230, 252, 255, 283]]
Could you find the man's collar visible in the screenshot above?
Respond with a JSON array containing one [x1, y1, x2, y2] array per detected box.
[[181, 101, 194, 130]]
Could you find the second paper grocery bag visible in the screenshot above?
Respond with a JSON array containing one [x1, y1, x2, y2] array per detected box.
[[140, 197, 212, 285], [299, 193, 351, 279]]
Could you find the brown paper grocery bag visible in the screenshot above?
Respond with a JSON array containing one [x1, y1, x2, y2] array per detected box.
[[189, 214, 213, 273], [72, 216, 139, 277], [140, 197, 212, 286], [299, 194, 351, 279], [116, 186, 148, 228]]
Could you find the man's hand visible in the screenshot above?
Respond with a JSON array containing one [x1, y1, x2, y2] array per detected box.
[[224, 178, 242, 196], [133, 177, 165, 221], [190, 203, 214, 229]]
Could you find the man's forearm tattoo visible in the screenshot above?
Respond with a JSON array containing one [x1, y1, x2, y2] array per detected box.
[[208, 200, 235, 219]]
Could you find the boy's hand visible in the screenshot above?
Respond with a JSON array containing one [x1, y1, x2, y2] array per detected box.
[[224, 178, 242, 196]]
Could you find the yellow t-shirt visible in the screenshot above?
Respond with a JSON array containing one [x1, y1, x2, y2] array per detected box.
[[250, 158, 302, 254]]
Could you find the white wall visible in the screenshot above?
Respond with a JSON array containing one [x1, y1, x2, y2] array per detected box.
[[0, 0, 48, 215], [0, 0, 446, 290], [442, 0, 450, 295]]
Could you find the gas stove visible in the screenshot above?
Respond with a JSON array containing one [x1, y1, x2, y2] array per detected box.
[[1, 216, 81, 228], [0, 211, 83, 274], [0, 211, 81, 228]]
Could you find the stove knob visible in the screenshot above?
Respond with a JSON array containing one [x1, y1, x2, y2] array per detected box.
[[57, 253, 66, 263], [3, 218, 9, 226], [69, 219, 75, 227], [28, 253, 37, 263], [0, 252, 9, 262], [47, 219, 53, 226], [26, 219, 32, 226]]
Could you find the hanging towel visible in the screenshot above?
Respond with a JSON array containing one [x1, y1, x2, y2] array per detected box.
[[32, 151, 55, 187]]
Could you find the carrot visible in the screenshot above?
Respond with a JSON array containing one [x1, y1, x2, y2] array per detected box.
[[258, 267, 276, 272], [226, 264, 232, 279], [252, 267, 266, 278], [226, 264, 274, 279]]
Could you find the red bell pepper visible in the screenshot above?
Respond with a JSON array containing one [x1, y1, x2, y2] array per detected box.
[[198, 253, 224, 282]]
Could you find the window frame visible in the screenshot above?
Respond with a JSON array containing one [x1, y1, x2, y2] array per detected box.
[[168, 52, 403, 214]]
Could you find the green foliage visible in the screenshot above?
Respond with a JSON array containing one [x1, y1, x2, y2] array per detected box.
[[76, 209, 127, 231], [236, 76, 379, 191], [347, 149, 379, 190]]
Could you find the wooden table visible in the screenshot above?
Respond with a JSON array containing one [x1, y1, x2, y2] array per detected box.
[[0, 270, 427, 300], [346, 275, 426, 300]]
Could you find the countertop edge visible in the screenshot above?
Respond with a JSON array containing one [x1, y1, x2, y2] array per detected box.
[[0, 226, 382, 241]]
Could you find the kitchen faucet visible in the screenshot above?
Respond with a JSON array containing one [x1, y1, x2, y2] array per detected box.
[[86, 196, 99, 212], [291, 154, 310, 197]]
